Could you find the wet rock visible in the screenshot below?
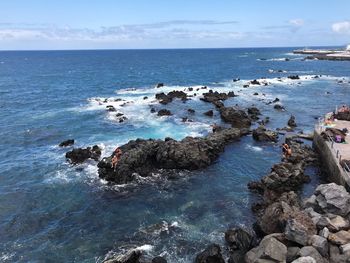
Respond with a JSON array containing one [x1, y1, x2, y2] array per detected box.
[[103, 249, 141, 263], [143, 96, 148, 100], [151, 257, 167, 263], [250, 79, 261, 85], [157, 109, 172, 116], [288, 115, 297, 128], [155, 90, 188, 104], [253, 92, 259, 95], [225, 227, 255, 252], [156, 83, 164, 88], [204, 110, 214, 117], [233, 78, 240, 82], [188, 108, 195, 114], [194, 244, 225, 263], [288, 75, 300, 80], [245, 235, 287, 263], [98, 128, 248, 183], [59, 139, 74, 147], [247, 107, 261, 120], [66, 145, 101, 164], [219, 106, 251, 128], [106, 105, 117, 112], [252, 126, 278, 142], [201, 90, 236, 104], [150, 108, 156, 113], [309, 235, 329, 257], [274, 104, 285, 111]]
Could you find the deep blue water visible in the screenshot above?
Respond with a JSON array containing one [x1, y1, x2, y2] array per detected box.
[[0, 48, 350, 262]]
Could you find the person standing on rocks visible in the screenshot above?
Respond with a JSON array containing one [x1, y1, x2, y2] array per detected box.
[[282, 143, 292, 159], [111, 148, 122, 171]]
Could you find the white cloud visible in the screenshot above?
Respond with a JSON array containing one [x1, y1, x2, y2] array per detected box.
[[332, 21, 350, 34], [289, 19, 304, 27]]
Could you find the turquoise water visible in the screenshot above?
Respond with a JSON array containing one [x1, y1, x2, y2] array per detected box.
[[0, 48, 349, 262]]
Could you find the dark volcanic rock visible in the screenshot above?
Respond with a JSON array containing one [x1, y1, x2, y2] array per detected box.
[[59, 139, 74, 147], [247, 107, 261, 120], [204, 110, 214, 117], [156, 83, 164, 88], [288, 115, 297, 127], [252, 126, 278, 142], [66, 145, 101, 164], [274, 104, 285, 111], [219, 106, 251, 128], [201, 90, 236, 104], [188, 108, 195, 114], [157, 109, 172, 116], [225, 228, 256, 261], [155, 90, 188, 104], [250, 79, 261, 85], [103, 249, 141, 263], [195, 244, 225, 263], [98, 128, 248, 183], [288, 75, 300, 80], [335, 111, 350, 121], [152, 257, 167, 263]]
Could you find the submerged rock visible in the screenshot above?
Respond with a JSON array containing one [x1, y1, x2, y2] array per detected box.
[[288, 115, 297, 128], [157, 109, 172, 116], [194, 244, 225, 263], [66, 145, 101, 164], [98, 128, 248, 183], [59, 139, 74, 147], [204, 110, 214, 117]]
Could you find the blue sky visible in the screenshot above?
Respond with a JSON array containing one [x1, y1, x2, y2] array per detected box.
[[0, 0, 350, 50]]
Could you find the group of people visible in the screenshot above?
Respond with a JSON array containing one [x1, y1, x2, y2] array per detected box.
[[111, 147, 122, 171]]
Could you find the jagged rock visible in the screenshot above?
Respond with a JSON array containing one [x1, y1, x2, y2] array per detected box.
[[106, 105, 117, 112], [194, 244, 225, 263], [155, 90, 188, 104], [274, 104, 285, 111], [340, 243, 350, 255], [250, 79, 261, 85], [298, 246, 326, 263], [204, 110, 214, 117], [156, 83, 164, 88], [287, 247, 301, 262], [319, 227, 330, 239], [98, 128, 248, 183], [253, 92, 258, 95], [252, 126, 278, 142], [200, 90, 236, 104], [309, 235, 329, 257], [292, 256, 316, 263], [151, 256, 167, 263], [328, 215, 350, 232], [225, 228, 255, 256], [305, 183, 350, 216], [59, 139, 74, 147], [219, 106, 251, 128], [247, 107, 261, 120], [157, 109, 172, 116], [288, 115, 297, 128], [328, 230, 350, 245], [245, 235, 287, 263], [66, 145, 101, 164], [188, 108, 195, 114], [285, 214, 317, 246], [103, 249, 141, 263], [288, 75, 300, 80]]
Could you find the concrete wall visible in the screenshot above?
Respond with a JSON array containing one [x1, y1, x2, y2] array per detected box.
[[313, 131, 350, 190]]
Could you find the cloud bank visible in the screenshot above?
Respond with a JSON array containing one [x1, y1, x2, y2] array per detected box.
[[332, 21, 350, 34]]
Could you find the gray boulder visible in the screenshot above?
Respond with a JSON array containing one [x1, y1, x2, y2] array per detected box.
[[298, 246, 326, 263], [309, 235, 328, 257], [285, 214, 317, 246], [328, 230, 350, 245], [194, 244, 225, 263], [252, 126, 278, 142], [292, 257, 316, 263]]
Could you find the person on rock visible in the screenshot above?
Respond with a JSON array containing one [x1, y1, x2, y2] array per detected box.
[[282, 143, 292, 159], [111, 148, 122, 171]]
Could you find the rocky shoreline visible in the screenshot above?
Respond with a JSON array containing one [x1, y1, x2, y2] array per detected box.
[[59, 76, 350, 262]]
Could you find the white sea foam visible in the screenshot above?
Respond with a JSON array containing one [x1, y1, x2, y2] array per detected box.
[[246, 145, 263, 152], [135, 244, 154, 251]]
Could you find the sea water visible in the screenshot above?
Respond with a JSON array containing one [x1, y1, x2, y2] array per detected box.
[[0, 48, 350, 262]]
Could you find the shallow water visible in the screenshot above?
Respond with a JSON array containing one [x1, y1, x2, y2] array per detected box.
[[0, 48, 350, 262]]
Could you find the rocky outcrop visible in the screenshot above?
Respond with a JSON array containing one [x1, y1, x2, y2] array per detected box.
[[66, 145, 101, 164], [200, 90, 236, 104], [219, 106, 251, 128], [103, 249, 141, 263], [225, 228, 256, 263], [157, 109, 172, 116], [98, 128, 248, 183], [288, 75, 300, 80], [252, 126, 278, 142], [59, 139, 74, 147], [204, 110, 214, 117], [288, 115, 297, 128], [194, 244, 225, 263], [155, 90, 188, 105], [247, 107, 261, 120]]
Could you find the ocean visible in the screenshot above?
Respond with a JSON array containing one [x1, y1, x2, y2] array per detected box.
[[0, 48, 349, 262]]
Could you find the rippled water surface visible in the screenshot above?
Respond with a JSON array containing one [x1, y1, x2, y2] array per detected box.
[[0, 48, 350, 262]]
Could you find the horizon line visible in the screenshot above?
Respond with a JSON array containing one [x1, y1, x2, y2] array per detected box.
[[0, 44, 345, 52]]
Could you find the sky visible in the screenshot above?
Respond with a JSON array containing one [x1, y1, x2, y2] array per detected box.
[[0, 0, 350, 50]]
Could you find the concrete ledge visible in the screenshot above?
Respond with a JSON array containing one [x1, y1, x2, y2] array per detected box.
[[313, 130, 350, 190]]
